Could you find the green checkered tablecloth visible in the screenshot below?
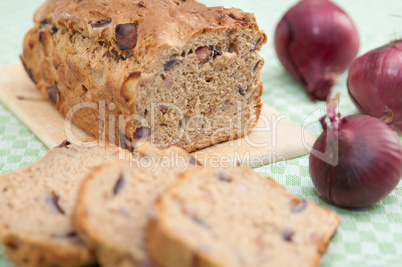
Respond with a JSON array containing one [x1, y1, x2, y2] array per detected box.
[[0, 0, 401, 266]]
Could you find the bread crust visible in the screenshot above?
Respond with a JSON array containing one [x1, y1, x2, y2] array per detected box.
[[32, 0, 258, 56], [22, 0, 267, 152]]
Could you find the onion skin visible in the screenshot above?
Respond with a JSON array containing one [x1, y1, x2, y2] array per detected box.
[[347, 40, 402, 135], [309, 114, 402, 208], [274, 0, 359, 101]]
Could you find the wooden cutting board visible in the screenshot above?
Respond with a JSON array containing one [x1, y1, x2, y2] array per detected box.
[[0, 63, 316, 168]]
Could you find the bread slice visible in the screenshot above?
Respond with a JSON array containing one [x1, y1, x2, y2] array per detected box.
[[0, 141, 127, 267], [147, 168, 341, 267], [22, 0, 267, 152], [73, 144, 200, 267]]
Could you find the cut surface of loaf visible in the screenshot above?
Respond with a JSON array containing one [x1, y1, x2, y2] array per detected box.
[[74, 144, 200, 267], [21, 0, 267, 152], [148, 168, 341, 267], [0, 141, 126, 267]]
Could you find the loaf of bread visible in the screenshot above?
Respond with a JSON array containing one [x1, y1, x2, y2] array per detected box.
[[73, 143, 199, 267], [21, 0, 267, 152], [147, 167, 341, 267], [0, 141, 126, 267]]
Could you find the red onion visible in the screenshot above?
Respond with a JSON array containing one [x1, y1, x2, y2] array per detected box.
[[347, 40, 402, 135], [309, 101, 402, 208], [274, 0, 359, 101]]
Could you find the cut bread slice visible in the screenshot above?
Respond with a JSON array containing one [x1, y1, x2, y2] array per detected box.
[[147, 168, 341, 267], [73, 144, 200, 267], [0, 141, 127, 267]]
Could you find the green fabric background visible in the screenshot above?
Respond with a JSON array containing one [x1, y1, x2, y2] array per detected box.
[[0, 0, 401, 266]]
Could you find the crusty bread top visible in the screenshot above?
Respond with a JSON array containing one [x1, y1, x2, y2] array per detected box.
[[33, 0, 260, 57]]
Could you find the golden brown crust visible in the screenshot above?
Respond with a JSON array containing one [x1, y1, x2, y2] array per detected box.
[[33, 0, 257, 58]]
